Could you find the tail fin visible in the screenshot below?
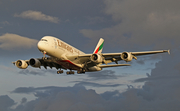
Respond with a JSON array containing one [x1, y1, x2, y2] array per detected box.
[[93, 38, 104, 54]]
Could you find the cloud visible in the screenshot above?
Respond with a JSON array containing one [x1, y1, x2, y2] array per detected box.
[[80, 0, 180, 50], [6, 59, 180, 111], [133, 49, 180, 105], [0, 33, 38, 50], [18, 69, 121, 79], [86, 70, 120, 80], [11, 84, 108, 95], [0, 95, 16, 111], [73, 81, 123, 87], [18, 68, 46, 76], [20, 97, 27, 104], [11, 85, 120, 111], [18, 68, 56, 76], [14, 10, 60, 23], [11, 82, 121, 95], [11, 86, 62, 94]]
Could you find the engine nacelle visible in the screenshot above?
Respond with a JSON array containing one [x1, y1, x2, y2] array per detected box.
[[29, 58, 41, 68], [15, 60, 28, 69], [90, 54, 103, 63], [121, 52, 133, 62]]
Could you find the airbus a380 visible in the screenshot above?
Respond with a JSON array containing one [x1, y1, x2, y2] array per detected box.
[[13, 36, 170, 74]]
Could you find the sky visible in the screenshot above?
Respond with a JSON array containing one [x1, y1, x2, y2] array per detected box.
[[0, 0, 180, 110]]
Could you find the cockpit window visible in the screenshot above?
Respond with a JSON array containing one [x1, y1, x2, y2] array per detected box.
[[41, 39, 48, 41]]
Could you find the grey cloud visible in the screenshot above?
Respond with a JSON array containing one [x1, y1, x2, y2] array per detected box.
[[6, 65, 180, 111], [131, 49, 180, 108], [0, 0, 110, 53], [12, 86, 62, 94], [21, 97, 27, 104], [18, 69, 45, 76], [0, 33, 38, 50], [135, 50, 180, 83], [14, 10, 60, 23], [136, 59, 145, 65], [10, 85, 116, 111], [80, 0, 180, 50], [18, 68, 57, 76], [100, 90, 121, 100], [73, 81, 123, 87], [86, 70, 120, 80], [0, 95, 16, 111], [12, 87, 36, 94], [11, 85, 86, 95], [1, 0, 104, 22], [134, 74, 180, 83]]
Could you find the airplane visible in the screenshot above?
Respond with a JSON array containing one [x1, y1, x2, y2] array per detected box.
[[13, 36, 170, 74]]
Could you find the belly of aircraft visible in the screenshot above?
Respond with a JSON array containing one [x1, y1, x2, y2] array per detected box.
[[56, 60, 81, 70]]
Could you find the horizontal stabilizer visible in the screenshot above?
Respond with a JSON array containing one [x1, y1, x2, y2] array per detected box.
[[98, 64, 130, 68]]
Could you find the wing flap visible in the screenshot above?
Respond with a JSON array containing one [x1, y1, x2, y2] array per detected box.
[[98, 64, 130, 68]]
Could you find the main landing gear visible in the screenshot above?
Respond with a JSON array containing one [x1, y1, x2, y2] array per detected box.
[[66, 71, 75, 75], [77, 69, 86, 74], [57, 70, 63, 74], [57, 70, 75, 74], [57, 69, 85, 75]]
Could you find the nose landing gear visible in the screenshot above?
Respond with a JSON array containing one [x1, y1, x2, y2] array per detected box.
[[42, 51, 47, 60]]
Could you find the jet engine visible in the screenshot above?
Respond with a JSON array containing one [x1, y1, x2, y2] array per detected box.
[[15, 60, 28, 69], [29, 58, 41, 68], [121, 52, 133, 62], [90, 54, 103, 63]]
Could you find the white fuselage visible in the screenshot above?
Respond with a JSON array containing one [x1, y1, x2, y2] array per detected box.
[[37, 36, 93, 71]]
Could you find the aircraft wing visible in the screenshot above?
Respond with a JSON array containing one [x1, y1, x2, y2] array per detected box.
[[76, 38, 169, 65], [76, 50, 170, 65], [102, 50, 170, 57], [78, 50, 169, 57]]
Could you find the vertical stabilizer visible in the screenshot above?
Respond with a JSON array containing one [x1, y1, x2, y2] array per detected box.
[[93, 38, 104, 54]]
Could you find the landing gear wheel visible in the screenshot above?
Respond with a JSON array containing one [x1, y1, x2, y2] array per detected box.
[[71, 71, 75, 74], [66, 71, 69, 74], [77, 70, 81, 74]]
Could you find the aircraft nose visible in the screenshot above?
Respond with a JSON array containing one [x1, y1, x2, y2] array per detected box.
[[37, 41, 43, 51]]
